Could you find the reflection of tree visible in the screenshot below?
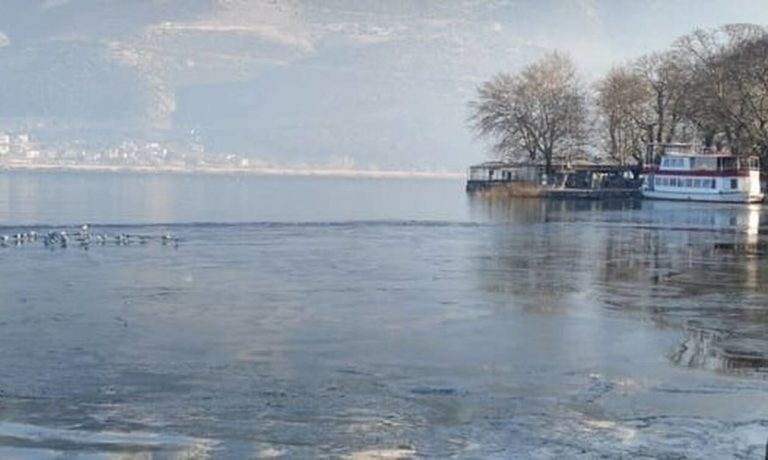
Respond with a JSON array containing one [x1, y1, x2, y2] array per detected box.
[[469, 198, 768, 374], [467, 195, 639, 224], [468, 198, 641, 315]]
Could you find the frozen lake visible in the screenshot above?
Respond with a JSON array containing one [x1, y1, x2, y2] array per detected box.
[[0, 171, 767, 458]]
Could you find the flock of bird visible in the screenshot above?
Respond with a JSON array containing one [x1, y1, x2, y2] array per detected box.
[[0, 224, 179, 249]]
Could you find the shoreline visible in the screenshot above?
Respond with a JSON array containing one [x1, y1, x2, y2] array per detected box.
[[0, 162, 464, 180]]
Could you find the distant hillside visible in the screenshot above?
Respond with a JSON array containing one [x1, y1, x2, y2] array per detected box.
[[1, 0, 767, 171]]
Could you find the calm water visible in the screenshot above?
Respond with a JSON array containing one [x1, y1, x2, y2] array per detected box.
[[1, 171, 768, 459]]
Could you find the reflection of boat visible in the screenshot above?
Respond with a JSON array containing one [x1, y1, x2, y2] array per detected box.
[[642, 144, 764, 203]]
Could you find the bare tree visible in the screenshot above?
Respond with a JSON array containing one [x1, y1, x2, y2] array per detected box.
[[675, 24, 768, 155], [633, 51, 688, 150], [596, 66, 654, 166], [469, 53, 588, 175], [729, 35, 768, 155], [469, 24, 768, 172]]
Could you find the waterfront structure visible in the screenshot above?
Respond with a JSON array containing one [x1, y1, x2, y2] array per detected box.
[[466, 160, 640, 199], [642, 144, 764, 203], [466, 161, 544, 191]]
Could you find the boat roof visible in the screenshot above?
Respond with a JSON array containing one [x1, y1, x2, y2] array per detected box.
[[655, 143, 760, 158], [469, 161, 540, 168], [663, 150, 733, 157]]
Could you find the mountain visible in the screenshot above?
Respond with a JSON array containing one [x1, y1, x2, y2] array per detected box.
[[1, 0, 768, 171]]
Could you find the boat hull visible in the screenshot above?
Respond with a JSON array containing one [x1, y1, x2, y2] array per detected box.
[[642, 189, 764, 203]]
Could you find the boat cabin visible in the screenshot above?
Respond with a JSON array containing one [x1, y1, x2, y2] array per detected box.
[[642, 144, 764, 203], [658, 155, 761, 172]]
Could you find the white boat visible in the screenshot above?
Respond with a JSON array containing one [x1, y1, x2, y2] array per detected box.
[[641, 144, 764, 203]]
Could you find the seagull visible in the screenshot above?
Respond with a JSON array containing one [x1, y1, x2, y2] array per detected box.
[[77, 224, 90, 239], [59, 231, 69, 247], [1, 226, 182, 250]]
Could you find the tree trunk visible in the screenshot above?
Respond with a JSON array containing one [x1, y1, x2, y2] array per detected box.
[[656, 90, 665, 145], [545, 151, 554, 182]]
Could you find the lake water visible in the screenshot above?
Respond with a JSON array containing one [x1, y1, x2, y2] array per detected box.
[[1, 171, 767, 459]]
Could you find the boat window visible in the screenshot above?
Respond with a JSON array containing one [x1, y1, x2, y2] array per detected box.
[[698, 157, 716, 170], [731, 178, 738, 189], [711, 179, 716, 189], [662, 159, 669, 167], [720, 157, 737, 171], [693, 179, 701, 188]]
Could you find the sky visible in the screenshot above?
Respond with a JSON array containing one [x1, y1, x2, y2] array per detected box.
[[1, 0, 768, 171]]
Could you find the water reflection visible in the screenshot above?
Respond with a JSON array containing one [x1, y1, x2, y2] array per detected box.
[[467, 195, 641, 224], [0, 172, 467, 225], [669, 323, 768, 373], [468, 197, 768, 375]]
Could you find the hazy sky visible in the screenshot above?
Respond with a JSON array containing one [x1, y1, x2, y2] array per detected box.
[[1, 0, 768, 171]]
